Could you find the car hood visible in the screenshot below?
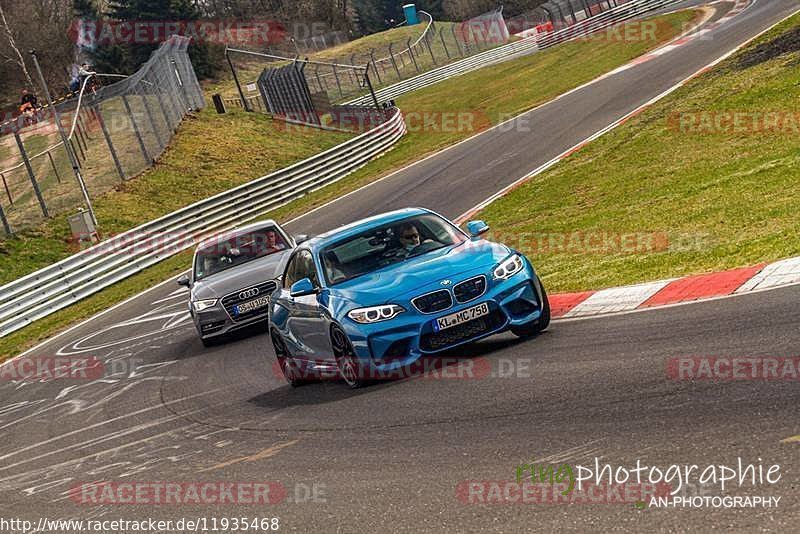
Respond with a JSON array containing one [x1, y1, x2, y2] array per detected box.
[[330, 240, 512, 305], [191, 251, 289, 300]]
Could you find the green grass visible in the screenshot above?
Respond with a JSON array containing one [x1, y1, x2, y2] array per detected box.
[[475, 13, 800, 293], [0, 9, 699, 359]]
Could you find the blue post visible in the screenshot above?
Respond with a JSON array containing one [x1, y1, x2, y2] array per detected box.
[[403, 4, 419, 25]]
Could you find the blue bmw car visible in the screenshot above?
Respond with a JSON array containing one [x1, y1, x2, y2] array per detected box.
[[268, 208, 550, 388]]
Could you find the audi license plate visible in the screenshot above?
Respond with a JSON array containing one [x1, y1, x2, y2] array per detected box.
[[434, 302, 490, 332], [233, 296, 270, 316]]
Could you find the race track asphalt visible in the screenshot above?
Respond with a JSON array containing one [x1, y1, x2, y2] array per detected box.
[[1, 1, 797, 531]]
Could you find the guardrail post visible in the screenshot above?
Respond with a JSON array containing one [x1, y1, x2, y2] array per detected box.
[[122, 94, 153, 165], [1, 173, 11, 204], [46, 150, 62, 184], [93, 105, 126, 182], [13, 131, 49, 218], [0, 202, 11, 236], [406, 38, 420, 73]]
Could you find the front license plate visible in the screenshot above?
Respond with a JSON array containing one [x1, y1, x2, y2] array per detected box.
[[434, 302, 490, 332], [234, 296, 270, 316]]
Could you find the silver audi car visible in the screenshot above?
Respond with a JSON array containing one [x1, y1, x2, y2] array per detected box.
[[177, 220, 302, 346]]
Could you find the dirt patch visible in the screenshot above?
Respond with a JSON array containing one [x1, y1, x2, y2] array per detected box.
[[736, 25, 800, 69]]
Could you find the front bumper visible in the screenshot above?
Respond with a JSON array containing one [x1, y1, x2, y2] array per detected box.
[[192, 306, 269, 340], [339, 262, 543, 373]]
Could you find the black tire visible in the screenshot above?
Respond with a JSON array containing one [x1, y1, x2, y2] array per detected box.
[[201, 336, 214, 348], [331, 324, 366, 389], [510, 277, 551, 338], [270, 330, 310, 387]]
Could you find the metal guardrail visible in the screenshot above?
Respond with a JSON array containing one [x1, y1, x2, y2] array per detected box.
[[0, 108, 406, 338], [347, 0, 684, 105]]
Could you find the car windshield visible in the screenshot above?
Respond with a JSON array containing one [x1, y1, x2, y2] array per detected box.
[[194, 227, 288, 281], [321, 214, 466, 285]]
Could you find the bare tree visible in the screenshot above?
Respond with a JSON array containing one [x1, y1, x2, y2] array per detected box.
[[0, 0, 34, 89]]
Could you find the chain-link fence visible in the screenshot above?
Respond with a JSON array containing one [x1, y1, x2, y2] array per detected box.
[[0, 35, 203, 237], [224, 11, 510, 109], [507, 0, 628, 34]]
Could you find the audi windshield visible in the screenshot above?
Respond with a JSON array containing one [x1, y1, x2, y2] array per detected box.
[[193, 227, 289, 281]]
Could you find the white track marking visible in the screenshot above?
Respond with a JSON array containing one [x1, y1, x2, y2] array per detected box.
[[0, 389, 220, 461]]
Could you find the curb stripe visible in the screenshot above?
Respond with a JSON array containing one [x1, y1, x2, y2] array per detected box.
[[549, 291, 596, 318], [639, 264, 765, 308], [564, 279, 674, 317]]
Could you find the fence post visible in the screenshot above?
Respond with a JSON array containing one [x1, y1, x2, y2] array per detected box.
[[331, 64, 344, 98], [406, 38, 420, 73], [439, 30, 451, 60], [1, 173, 11, 204], [71, 136, 86, 164], [93, 105, 126, 181], [388, 43, 402, 80], [13, 131, 49, 218], [424, 34, 437, 65], [451, 25, 464, 57], [349, 54, 359, 86], [0, 202, 11, 236], [139, 88, 166, 151], [225, 46, 251, 112], [46, 151, 62, 183], [121, 94, 152, 165], [369, 50, 382, 84], [75, 121, 89, 153]]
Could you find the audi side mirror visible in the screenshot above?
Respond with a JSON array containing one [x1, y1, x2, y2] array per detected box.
[[290, 277, 317, 297], [466, 220, 490, 238], [293, 234, 309, 245], [177, 274, 191, 287]]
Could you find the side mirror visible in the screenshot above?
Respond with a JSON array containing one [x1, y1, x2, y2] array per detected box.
[[466, 220, 490, 238], [290, 277, 317, 297], [177, 274, 191, 287], [293, 234, 309, 245]]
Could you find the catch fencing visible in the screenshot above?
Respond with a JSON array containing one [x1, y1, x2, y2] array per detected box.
[[347, 0, 686, 105], [225, 11, 506, 109], [0, 108, 406, 338], [0, 35, 203, 236]]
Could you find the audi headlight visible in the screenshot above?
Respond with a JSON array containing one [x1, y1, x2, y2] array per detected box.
[[347, 304, 405, 324], [192, 299, 218, 312], [493, 254, 524, 280]]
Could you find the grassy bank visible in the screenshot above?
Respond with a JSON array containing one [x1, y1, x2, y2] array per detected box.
[[0, 108, 352, 284], [475, 13, 800, 292], [0, 9, 699, 359]]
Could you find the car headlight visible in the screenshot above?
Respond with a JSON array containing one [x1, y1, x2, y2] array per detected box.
[[347, 304, 405, 324], [493, 254, 524, 280], [192, 299, 218, 312]]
